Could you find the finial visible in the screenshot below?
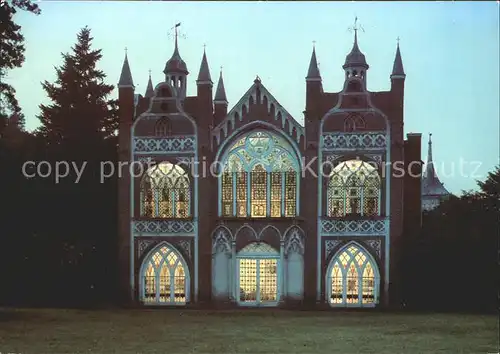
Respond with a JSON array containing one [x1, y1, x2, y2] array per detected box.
[[397, 36, 400, 45], [168, 22, 186, 50], [148, 69, 151, 76], [312, 40, 316, 48], [220, 65, 223, 73], [348, 16, 364, 35], [125, 47, 128, 55], [203, 43, 206, 50]]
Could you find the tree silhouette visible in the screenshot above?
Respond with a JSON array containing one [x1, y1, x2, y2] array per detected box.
[[0, 0, 39, 129], [37, 26, 118, 149]]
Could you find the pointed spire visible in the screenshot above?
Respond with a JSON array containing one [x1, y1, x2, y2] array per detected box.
[[391, 38, 405, 78], [145, 70, 154, 98], [118, 50, 134, 88], [306, 43, 321, 80], [197, 46, 212, 84], [164, 23, 188, 75], [343, 17, 369, 70], [214, 67, 227, 104], [422, 133, 449, 197], [427, 133, 433, 164]]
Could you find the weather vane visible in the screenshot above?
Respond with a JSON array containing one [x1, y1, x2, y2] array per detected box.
[[167, 22, 187, 45], [348, 16, 364, 34]]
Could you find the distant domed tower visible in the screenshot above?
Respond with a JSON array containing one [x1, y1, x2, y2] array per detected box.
[[421, 134, 450, 211]]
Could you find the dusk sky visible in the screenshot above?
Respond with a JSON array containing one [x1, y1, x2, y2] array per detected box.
[[8, 1, 499, 194]]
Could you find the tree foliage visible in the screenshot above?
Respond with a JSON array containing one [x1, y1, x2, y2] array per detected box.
[[402, 167, 499, 313], [37, 26, 118, 148], [0, 0, 40, 120]]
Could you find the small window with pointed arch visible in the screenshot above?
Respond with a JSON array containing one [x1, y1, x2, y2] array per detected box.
[[155, 117, 171, 136], [344, 115, 366, 132]]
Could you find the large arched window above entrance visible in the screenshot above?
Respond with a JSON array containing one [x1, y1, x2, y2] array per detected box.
[[140, 162, 190, 218], [327, 160, 381, 217], [326, 243, 379, 307], [141, 243, 189, 305], [219, 130, 300, 218]]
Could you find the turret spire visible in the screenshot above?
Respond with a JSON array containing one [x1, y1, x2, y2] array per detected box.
[[306, 42, 321, 80], [145, 70, 154, 98], [164, 23, 188, 76], [421, 133, 450, 210], [118, 49, 134, 88], [197, 46, 212, 84], [391, 38, 405, 78], [214, 67, 227, 104]]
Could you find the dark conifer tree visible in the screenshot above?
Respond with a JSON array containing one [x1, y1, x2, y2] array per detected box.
[[37, 26, 118, 150]]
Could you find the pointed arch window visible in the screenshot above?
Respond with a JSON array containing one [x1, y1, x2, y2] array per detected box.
[[344, 115, 366, 132], [327, 243, 379, 306], [219, 130, 300, 218], [141, 244, 189, 304], [155, 117, 171, 136], [140, 162, 191, 218], [327, 160, 381, 217]]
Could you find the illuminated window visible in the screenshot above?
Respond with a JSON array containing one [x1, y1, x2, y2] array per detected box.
[[141, 244, 189, 304], [237, 242, 279, 305], [219, 130, 300, 218], [140, 162, 190, 218], [327, 160, 381, 217], [327, 243, 379, 306]]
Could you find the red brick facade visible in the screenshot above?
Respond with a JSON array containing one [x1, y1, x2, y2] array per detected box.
[[117, 33, 422, 309]]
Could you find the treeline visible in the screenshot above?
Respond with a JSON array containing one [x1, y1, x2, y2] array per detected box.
[[401, 170, 499, 313], [0, 2, 118, 307]]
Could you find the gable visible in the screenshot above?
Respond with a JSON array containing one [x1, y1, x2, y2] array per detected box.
[[211, 79, 305, 148]]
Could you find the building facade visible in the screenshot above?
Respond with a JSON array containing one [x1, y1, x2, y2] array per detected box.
[[117, 28, 423, 309]]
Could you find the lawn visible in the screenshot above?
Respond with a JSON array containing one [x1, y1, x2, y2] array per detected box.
[[0, 308, 497, 353]]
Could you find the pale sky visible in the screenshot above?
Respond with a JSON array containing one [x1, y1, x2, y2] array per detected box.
[[8, 1, 500, 194]]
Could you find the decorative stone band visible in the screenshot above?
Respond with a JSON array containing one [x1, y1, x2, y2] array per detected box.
[[320, 218, 388, 236], [133, 220, 195, 236], [133, 136, 196, 154], [321, 131, 386, 151]]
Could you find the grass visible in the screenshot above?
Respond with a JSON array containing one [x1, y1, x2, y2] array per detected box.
[[0, 308, 497, 353]]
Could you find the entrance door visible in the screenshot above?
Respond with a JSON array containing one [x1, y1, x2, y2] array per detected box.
[[238, 258, 278, 306]]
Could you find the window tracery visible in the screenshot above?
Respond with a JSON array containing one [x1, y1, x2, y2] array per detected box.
[[220, 130, 300, 218], [142, 244, 188, 304], [140, 162, 191, 218], [328, 243, 378, 306], [155, 117, 171, 136], [327, 160, 381, 217]]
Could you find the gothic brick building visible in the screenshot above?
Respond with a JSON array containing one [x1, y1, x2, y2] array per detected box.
[[116, 27, 422, 308]]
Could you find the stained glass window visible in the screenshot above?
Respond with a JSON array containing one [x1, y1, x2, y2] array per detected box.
[[238, 242, 279, 304], [327, 160, 381, 217], [140, 162, 191, 218], [270, 172, 282, 217], [142, 244, 188, 304], [220, 130, 300, 217], [251, 165, 267, 217], [328, 243, 378, 306]]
